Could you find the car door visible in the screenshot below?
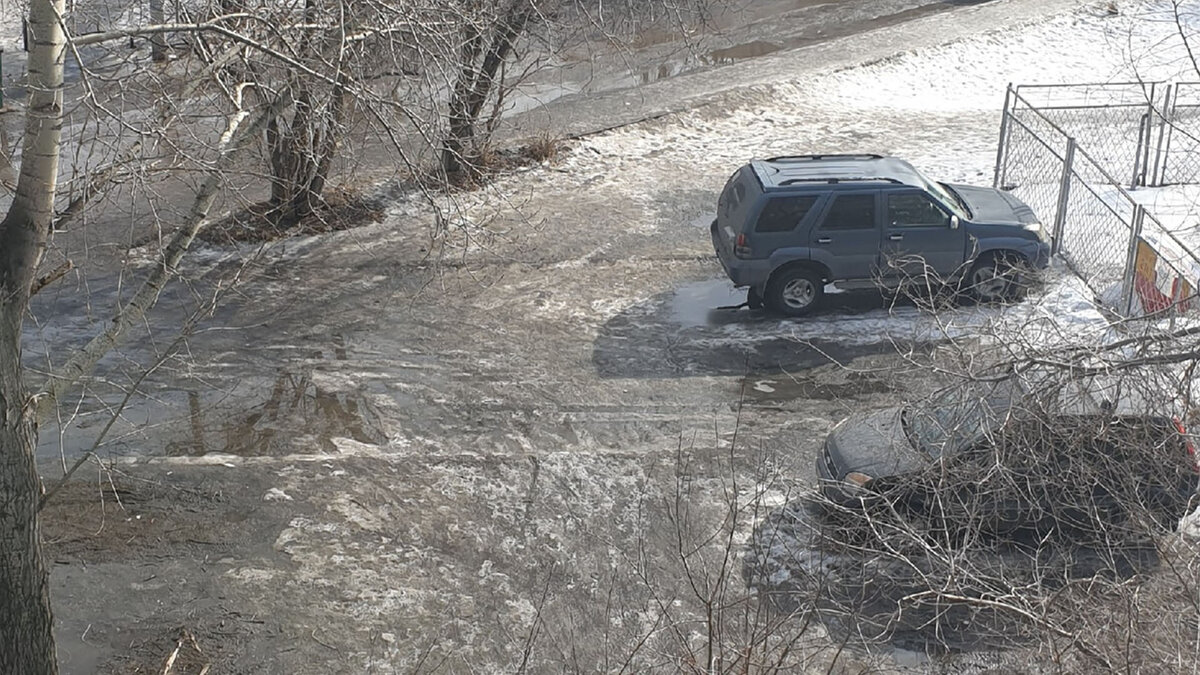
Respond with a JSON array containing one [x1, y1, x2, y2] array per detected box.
[[882, 189, 967, 280], [808, 191, 881, 280]]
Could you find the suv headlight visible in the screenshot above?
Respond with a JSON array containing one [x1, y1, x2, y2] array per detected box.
[[1023, 222, 1049, 242]]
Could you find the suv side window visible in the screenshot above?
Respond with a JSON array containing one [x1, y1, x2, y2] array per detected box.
[[888, 192, 950, 228], [754, 195, 819, 233], [818, 193, 876, 231]]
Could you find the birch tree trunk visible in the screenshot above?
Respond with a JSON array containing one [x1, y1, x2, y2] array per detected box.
[[0, 0, 67, 669]]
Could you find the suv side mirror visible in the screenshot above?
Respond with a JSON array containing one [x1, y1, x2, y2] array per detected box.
[[949, 215, 960, 230]]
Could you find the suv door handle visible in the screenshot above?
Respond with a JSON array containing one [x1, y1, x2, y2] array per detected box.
[[888, 234, 904, 241], [815, 237, 832, 244]]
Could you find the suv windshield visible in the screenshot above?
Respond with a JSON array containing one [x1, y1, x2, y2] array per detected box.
[[922, 178, 971, 219]]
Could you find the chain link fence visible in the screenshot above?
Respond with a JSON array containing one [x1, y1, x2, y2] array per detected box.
[[1003, 83, 1157, 189], [994, 83, 1200, 318], [1059, 151, 1138, 303], [995, 114, 1064, 227], [1156, 82, 1200, 185]]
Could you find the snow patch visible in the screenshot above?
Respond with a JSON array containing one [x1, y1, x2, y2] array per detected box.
[[264, 487, 294, 502]]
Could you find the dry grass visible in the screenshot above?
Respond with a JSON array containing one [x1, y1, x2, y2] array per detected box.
[[522, 131, 561, 163], [199, 187, 385, 245], [438, 137, 571, 189]]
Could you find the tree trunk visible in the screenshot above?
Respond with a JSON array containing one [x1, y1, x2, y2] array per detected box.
[[149, 0, 167, 62], [0, 313, 56, 675], [0, 0, 67, 669], [442, 24, 484, 177], [441, 0, 531, 179], [265, 76, 348, 227]]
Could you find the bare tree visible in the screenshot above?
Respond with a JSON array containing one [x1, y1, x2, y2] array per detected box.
[[1, 0, 70, 668], [437, 0, 718, 180], [738, 282, 1200, 670], [0, 1, 299, 670], [441, 0, 536, 178]]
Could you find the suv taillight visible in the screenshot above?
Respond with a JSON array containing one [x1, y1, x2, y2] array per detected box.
[[1174, 417, 1198, 470], [734, 233, 752, 258]]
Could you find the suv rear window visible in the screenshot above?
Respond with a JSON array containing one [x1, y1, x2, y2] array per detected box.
[[720, 173, 747, 217], [754, 195, 819, 233], [818, 194, 876, 231]]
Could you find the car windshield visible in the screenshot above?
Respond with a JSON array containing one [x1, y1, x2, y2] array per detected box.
[[922, 178, 971, 220], [904, 381, 1016, 458]]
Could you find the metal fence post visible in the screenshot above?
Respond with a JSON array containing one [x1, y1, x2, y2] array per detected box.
[[0, 48, 4, 110], [1051, 137, 1076, 257], [1160, 84, 1180, 186], [1143, 83, 1153, 187], [1130, 83, 1155, 188], [1133, 115, 1149, 189], [1123, 205, 1145, 317], [1150, 83, 1172, 187], [993, 83, 1014, 189]]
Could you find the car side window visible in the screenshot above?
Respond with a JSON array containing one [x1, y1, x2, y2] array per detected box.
[[888, 192, 950, 228], [754, 195, 819, 233], [817, 194, 876, 231]]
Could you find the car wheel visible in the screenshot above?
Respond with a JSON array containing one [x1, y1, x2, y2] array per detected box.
[[767, 267, 824, 317], [965, 253, 1028, 303]]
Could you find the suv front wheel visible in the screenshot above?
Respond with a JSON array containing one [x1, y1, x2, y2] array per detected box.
[[966, 253, 1029, 303], [767, 266, 824, 317]]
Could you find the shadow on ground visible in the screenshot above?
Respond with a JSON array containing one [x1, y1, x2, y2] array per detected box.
[[593, 278, 935, 378]]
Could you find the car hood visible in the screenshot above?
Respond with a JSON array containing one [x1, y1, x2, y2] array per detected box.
[[949, 184, 1039, 226], [825, 408, 930, 480]]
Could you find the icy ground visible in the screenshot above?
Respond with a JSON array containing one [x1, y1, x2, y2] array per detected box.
[[39, 0, 1200, 672]]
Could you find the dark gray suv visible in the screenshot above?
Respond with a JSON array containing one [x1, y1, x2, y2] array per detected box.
[[710, 154, 1051, 316]]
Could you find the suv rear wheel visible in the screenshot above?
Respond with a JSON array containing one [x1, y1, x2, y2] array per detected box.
[[767, 266, 824, 317]]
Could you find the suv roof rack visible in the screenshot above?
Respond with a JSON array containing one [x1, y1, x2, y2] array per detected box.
[[777, 177, 904, 185], [766, 153, 885, 162]]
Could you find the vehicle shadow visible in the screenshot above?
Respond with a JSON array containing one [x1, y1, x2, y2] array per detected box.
[[745, 495, 1160, 655], [592, 278, 939, 378]]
